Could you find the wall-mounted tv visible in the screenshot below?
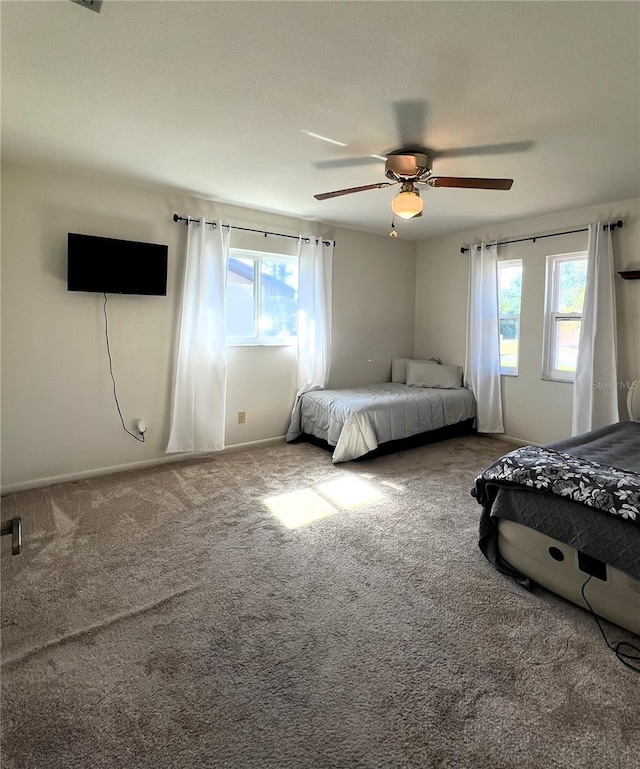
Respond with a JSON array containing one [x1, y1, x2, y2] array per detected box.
[[67, 233, 168, 296]]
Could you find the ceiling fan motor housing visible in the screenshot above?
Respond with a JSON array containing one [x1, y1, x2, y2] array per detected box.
[[385, 153, 433, 182]]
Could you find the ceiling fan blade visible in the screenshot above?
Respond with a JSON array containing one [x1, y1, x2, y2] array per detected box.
[[426, 177, 513, 190], [314, 157, 382, 170], [431, 141, 534, 159], [314, 182, 394, 201]]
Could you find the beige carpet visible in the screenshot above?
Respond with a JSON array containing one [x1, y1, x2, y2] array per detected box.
[[2, 435, 638, 768]]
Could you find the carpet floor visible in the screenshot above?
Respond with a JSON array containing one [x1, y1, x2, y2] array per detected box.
[[1, 435, 639, 769]]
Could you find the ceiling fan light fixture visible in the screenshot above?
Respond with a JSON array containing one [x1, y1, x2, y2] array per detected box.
[[391, 186, 423, 219]]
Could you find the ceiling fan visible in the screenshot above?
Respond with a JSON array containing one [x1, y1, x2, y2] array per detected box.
[[314, 150, 513, 220]]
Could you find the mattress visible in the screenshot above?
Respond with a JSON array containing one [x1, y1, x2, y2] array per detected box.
[[286, 383, 476, 463], [474, 421, 640, 634], [489, 483, 640, 581]]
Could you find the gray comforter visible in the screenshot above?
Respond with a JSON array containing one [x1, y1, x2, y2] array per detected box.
[[286, 383, 476, 463], [474, 421, 640, 582]]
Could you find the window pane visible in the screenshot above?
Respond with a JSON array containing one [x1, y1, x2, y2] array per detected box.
[[557, 259, 587, 313], [227, 258, 256, 337], [498, 264, 522, 316], [498, 261, 522, 373], [553, 318, 581, 372], [259, 258, 299, 338], [499, 318, 519, 370]]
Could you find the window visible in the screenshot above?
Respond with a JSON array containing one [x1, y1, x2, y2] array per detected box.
[[542, 252, 587, 381], [498, 259, 523, 375], [226, 248, 299, 345]]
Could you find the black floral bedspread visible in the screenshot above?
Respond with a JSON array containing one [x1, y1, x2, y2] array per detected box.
[[472, 445, 640, 525]]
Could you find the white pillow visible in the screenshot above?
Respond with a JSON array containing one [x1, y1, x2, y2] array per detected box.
[[391, 357, 439, 384], [406, 360, 463, 389]]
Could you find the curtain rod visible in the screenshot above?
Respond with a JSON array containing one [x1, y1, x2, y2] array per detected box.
[[172, 214, 335, 247], [459, 220, 624, 254]]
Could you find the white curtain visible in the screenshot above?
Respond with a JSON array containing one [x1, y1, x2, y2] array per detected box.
[[294, 237, 333, 398], [571, 223, 618, 435], [166, 219, 230, 453], [464, 242, 505, 433]]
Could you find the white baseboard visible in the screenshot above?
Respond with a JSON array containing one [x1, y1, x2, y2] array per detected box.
[[493, 433, 540, 447], [221, 436, 286, 454], [1, 436, 286, 495]]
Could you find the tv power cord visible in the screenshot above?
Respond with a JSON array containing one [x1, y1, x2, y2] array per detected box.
[[103, 293, 146, 443]]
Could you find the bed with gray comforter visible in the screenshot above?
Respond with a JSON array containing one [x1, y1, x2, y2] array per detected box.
[[286, 383, 476, 463], [473, 421, 640, 584]]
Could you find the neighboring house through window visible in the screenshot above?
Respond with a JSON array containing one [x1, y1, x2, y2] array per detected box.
[[226, 248, 299, 345], [498, 259, 523, 375], [542, 252, 587, 381]]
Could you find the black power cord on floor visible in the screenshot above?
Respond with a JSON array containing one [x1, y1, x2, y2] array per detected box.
[[581, 575, 640, 673], [103, 293, 145, 443]]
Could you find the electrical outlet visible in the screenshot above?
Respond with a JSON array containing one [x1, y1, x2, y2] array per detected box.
[[136, 419, 147, 435], [238, 411, 246, 424]]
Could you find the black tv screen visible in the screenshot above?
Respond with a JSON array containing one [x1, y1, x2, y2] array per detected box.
[[67, 233, 168, 296]]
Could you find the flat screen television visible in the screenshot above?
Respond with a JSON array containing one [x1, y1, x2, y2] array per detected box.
[[67, 233, 168, 296]]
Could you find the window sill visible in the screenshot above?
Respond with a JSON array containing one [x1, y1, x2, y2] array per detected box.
[[500, 371, 519, 378], [541, 375, 575, 384]]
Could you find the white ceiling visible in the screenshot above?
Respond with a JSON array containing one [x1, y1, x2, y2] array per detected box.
[[2, 1, 639, 239]]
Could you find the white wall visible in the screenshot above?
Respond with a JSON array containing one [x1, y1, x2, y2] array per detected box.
[[1, 163, 416, 490], [415, 197, 640, 444], [4, 162, 635, 487], [329, 227, 417, 388]]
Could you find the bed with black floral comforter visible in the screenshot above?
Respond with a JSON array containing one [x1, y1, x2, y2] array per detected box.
[[472, 421, 640, 583]]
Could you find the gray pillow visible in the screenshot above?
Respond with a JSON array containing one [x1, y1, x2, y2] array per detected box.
[[406, 361, 463, 389], [391, 357, 439, 384]]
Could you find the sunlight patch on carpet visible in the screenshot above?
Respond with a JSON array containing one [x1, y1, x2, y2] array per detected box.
[[264, 488, 338, 529], [316, 477, 385, 509], [265, 477, 386, 528]]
